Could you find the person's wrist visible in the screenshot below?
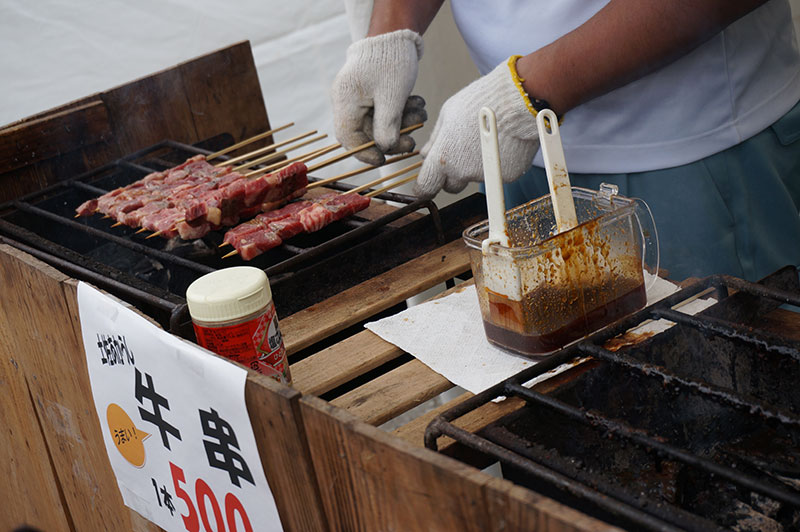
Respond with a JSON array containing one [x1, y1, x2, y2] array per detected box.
[[515, 53, 569, 118]]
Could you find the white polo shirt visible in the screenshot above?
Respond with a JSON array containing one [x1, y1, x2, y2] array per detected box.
[[450, 0, 800, 173]]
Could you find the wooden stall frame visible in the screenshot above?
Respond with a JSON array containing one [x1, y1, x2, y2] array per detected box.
[[0, 243, 328, 531]]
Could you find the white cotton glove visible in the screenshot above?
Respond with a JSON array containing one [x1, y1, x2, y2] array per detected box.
[[414, 57, 541, 199], [331, 29, 427, 165]]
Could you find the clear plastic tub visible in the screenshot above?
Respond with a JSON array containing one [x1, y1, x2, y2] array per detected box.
[[463, 184, 658, 357]]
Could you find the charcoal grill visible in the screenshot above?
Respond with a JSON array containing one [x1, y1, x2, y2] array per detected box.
[[0, 136, 486, 339], [425, 267, 800, 531]]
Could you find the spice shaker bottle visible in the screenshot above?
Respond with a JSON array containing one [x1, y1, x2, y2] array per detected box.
[[186, 266, 291, 385]]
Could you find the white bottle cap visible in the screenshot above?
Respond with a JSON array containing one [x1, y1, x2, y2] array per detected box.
[[186, 266, 272, 322]]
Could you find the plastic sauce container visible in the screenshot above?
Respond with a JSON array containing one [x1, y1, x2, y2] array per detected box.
[[186, 266, 291, 385]]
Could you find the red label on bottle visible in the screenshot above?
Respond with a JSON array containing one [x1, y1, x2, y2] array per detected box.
[[192, 302, 290, 384]]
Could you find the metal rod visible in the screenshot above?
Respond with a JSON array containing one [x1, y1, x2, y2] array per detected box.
[[427, 418, 698, 532], [651, 307, 800, 362], [506, 381, 800, 508], [580, 342, 800, 428], [13, 201, 215, 275]]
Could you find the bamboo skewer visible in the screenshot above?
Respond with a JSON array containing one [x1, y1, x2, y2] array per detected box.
[[110, 221, 123, 227], [232, 134, 327, 172], [307, 151, 419, 190], [306, 122, 423, 174], [244, 143, 339, 179], [342, 161, 422, 196], [206, 122, 294, 161], [365, 173, 419, 198], [216, 130, 318, 168], [145, 231, 162, 239]]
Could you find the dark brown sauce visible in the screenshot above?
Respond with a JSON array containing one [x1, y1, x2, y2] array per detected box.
[[483, 282, 646, 357]]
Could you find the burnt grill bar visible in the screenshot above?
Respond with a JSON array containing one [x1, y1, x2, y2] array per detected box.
[[11, 200, 216, 275], [425, 269, 800, 531]]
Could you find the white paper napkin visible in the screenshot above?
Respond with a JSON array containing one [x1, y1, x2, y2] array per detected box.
[[365, 274, 715, 395]]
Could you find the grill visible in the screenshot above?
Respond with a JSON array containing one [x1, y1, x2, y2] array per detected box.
[[0, 136, 485, 339], [425, 267, 800, 531]]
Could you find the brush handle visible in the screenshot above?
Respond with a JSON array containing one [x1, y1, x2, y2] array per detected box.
[[479, 107, 509, 249], [537, 109, 578, 233]]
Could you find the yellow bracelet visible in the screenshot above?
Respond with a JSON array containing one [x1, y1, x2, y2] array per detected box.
[[508, 55, 539, 118], [508, 55, 564, 124]]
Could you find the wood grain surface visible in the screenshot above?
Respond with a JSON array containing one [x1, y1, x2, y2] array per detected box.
[[0, 41, 271, 203], [0, 244, 161, 532], [300, 396, 618, 532], [280, 238, 470, 356]]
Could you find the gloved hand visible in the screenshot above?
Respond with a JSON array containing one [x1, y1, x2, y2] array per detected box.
[[414, 57, 541, 199], [331, 29, 428, 165]]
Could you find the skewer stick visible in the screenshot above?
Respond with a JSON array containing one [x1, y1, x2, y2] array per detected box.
[[216, 130, 318, 168], [111, 221, 123, 227], [102, 215, 111, 219], [206, 122, 294, 161], [145, 231, 162, 239], [342, 161, 422, 196], [365, 173, 419, 198], [135, 228, 148, 234], [307, 151, 419, 190], [306, 123, 424, 174], [222, 249, 239, 259], [244, 143, 340, 178], [233, 134, 327, 172]]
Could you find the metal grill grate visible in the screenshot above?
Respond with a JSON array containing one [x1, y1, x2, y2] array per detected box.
[[425, 267, 800, 531], [0, 139, 459, 337]]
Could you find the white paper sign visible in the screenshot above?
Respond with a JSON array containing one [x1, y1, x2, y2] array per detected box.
[[77, 282, 283, 531]]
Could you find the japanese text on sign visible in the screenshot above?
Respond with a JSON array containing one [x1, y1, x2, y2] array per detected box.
[[77, 282, 283, 531]]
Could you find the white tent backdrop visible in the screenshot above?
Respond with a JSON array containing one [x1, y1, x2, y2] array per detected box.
[[0, 0, 479, 201], [3, 0, 795, 191]]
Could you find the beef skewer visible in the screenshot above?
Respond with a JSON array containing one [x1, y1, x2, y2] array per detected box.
[[75, 123, 424, 243], [73, 130, 322, 220], [220, 164, 420, 260], [220, 192, 373, 260], [219, 154, 420, 247]]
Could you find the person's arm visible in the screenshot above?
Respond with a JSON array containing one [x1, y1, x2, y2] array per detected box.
[[517, 0, 770, 116], [366, 0, 444, 36]]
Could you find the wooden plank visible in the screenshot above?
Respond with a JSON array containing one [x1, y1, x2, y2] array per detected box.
[[178, 42, 270, 148], [394, 359, 600, 451], [244, 373, 328, 532], [0, 100, 112, 173], [291, 330, 404, 396], [330, 360, 453, 426], [483, 477, 622, 532], [300, 396, 613, 532], [0, 343, 73, 532], [0, 42, 269, 204], [281, 238, 470, 355], [0, 244, 160, 532], [300, 396, 493, 531]]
